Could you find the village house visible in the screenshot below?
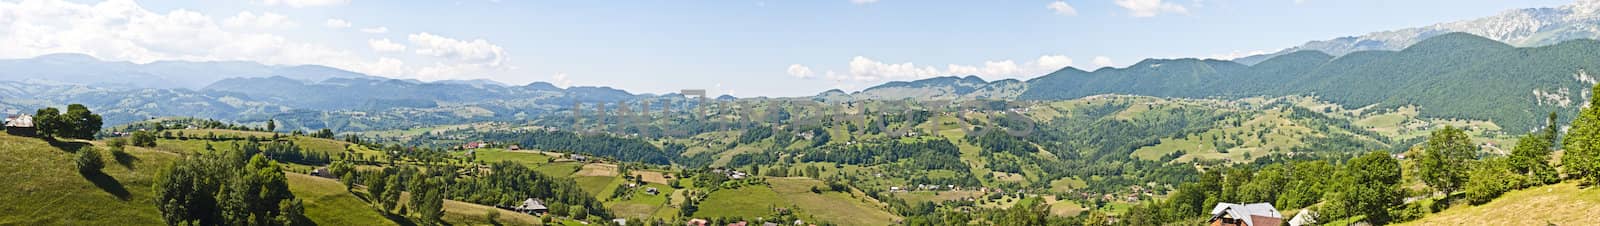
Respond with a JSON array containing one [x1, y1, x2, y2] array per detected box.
[[1207, 202, 1282, 226], [4, 114, 35, 137], [507, 145, 521, 150], [513, 198, 549, 215], [646, 187, 660, 195], [310, 167, 332, 178]]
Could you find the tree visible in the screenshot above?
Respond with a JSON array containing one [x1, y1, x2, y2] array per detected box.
[[266, 118, 277, 132], [1566, 88, 1600, 185], [131, 131, 159, 147], [1420, 126, 1475, 195], [76, 147, 104, 172], [367, 173, 388, 209], [33, 107, 61, 138], [382, 174, 403, 212], [62, 104, 103, 139], [1509, 131, 1559, 186], [570, 206, 588, 220], [1463, 158, 1520, 205], [1322, 151, 1401, 224]]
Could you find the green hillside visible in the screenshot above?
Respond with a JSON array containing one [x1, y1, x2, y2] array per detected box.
[[1022, 33, 1600, 131], [1396, 182, 1600, 225]]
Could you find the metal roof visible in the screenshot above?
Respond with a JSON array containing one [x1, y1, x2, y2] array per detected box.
[[1208, 202, 1282, 226]]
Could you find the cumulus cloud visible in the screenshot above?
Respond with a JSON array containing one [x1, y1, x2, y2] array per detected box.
[[850, 0, 878, 5], [223, 11, 296, 29], [1048, 1, 1078, 16], [407, 32, 508, 66], [324, 18, 351, 29], [1092, 56, 1115, 68], [1114, 0, 1188, 17], [255, 0, 350, 8], [360, 26, 388, 34], [1035, 55, 1073, 72], [368, 38, 406, 52], [848, 56, 942, 81], [552, 72, 572, 87], [0, 0, 494, 81], [786, 64, 815, 78]]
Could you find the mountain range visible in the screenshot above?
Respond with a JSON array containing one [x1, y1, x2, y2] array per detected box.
[[1236, 0, 1600, 65]]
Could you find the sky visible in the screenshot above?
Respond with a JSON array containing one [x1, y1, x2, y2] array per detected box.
[[0, 0, 1578, 97]]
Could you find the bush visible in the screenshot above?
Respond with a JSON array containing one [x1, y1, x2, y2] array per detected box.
[[131, 131, 158, 147], [76, 147, 104, 172]]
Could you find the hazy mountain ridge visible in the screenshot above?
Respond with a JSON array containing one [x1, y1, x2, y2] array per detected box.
[[1237, 0, 1600, 65]]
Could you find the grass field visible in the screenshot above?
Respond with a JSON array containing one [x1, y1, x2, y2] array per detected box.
[[695, 185, 789, 218], [605, 183, 675, 219], [536, 162, 583, 177], [766, 177, 899, 225], [0, 133, 403, 225], [1396, 182, 1600, 226], [574, 176, 624, 197], [472, 148, 554, 168], [284, 173, 400, 226], [441, 200, 543, 226], [0, 135, 172, 225]]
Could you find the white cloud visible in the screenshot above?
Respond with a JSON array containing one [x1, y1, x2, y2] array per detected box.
[[1048, 1, 1078, 16], [1294, 0, 1307, 4], [255, 0, 350, 8], [1092, 56, 1115, 68], [850, 0, 878, 5], [849, 56, 942, 81], [223, 11, 296, 29], [360, 26, 388, 34], [407, 32, 508, 66], [0, 0, 491, 81], [786, 64, 815, 78], [1035, 55, 1073, 71], [368, 38, 406, 52], [552, 72, 572, 87], [1114, 0, 1188, 17], [324, 18, 351, 29]]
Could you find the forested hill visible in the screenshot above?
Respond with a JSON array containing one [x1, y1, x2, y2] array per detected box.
[[1020, 32, 1600, 131]]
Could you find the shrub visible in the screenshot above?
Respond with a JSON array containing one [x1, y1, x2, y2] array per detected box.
[[76, 147, 104, 172]]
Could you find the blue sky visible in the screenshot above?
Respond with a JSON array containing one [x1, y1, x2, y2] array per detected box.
[[0, 0, 1577, 97]]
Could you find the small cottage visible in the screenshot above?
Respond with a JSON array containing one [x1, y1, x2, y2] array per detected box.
[[4, 114, 35, 137], [1208, 202, 1282, 226], [514, 198, 549, 215]]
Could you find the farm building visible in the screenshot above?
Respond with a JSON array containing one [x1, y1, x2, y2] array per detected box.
[[1208, 202, 1282, 226], [4, 114, 35, 137], [514, 198, 548, 215]]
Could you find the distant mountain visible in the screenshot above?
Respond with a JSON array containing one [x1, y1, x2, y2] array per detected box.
[[1022, 33, 1600, 131], [835, 75, 1027, 101], [1237, 0, 1600, 65], [0, 53, 381, 89]]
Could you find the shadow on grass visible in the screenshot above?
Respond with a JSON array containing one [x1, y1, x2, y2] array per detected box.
[[381, 212, 418, 226], [79, 169, 130, 200], [113, 150, 139, 169], [46, 139, 91, 153]]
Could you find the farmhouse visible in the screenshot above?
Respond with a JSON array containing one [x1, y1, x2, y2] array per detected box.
[[1207, 202, 1282, 226], [4, 114, 35, 137], [514, 198, 549, 215]]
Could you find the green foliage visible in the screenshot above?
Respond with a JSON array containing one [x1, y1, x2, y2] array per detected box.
[[1565, 85, 1600, 185], [152, 151, 305, 226], [75, 147, 103, 172], [1021, 33, 1600, 132], [1463, 158, 1521, 205], [1508, 123, 1560, 187], [1420, 126, 1475, 194], [131, 131, 159, 147], [1322, 151, 1402, 224], [31, 104, 103, 139]]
